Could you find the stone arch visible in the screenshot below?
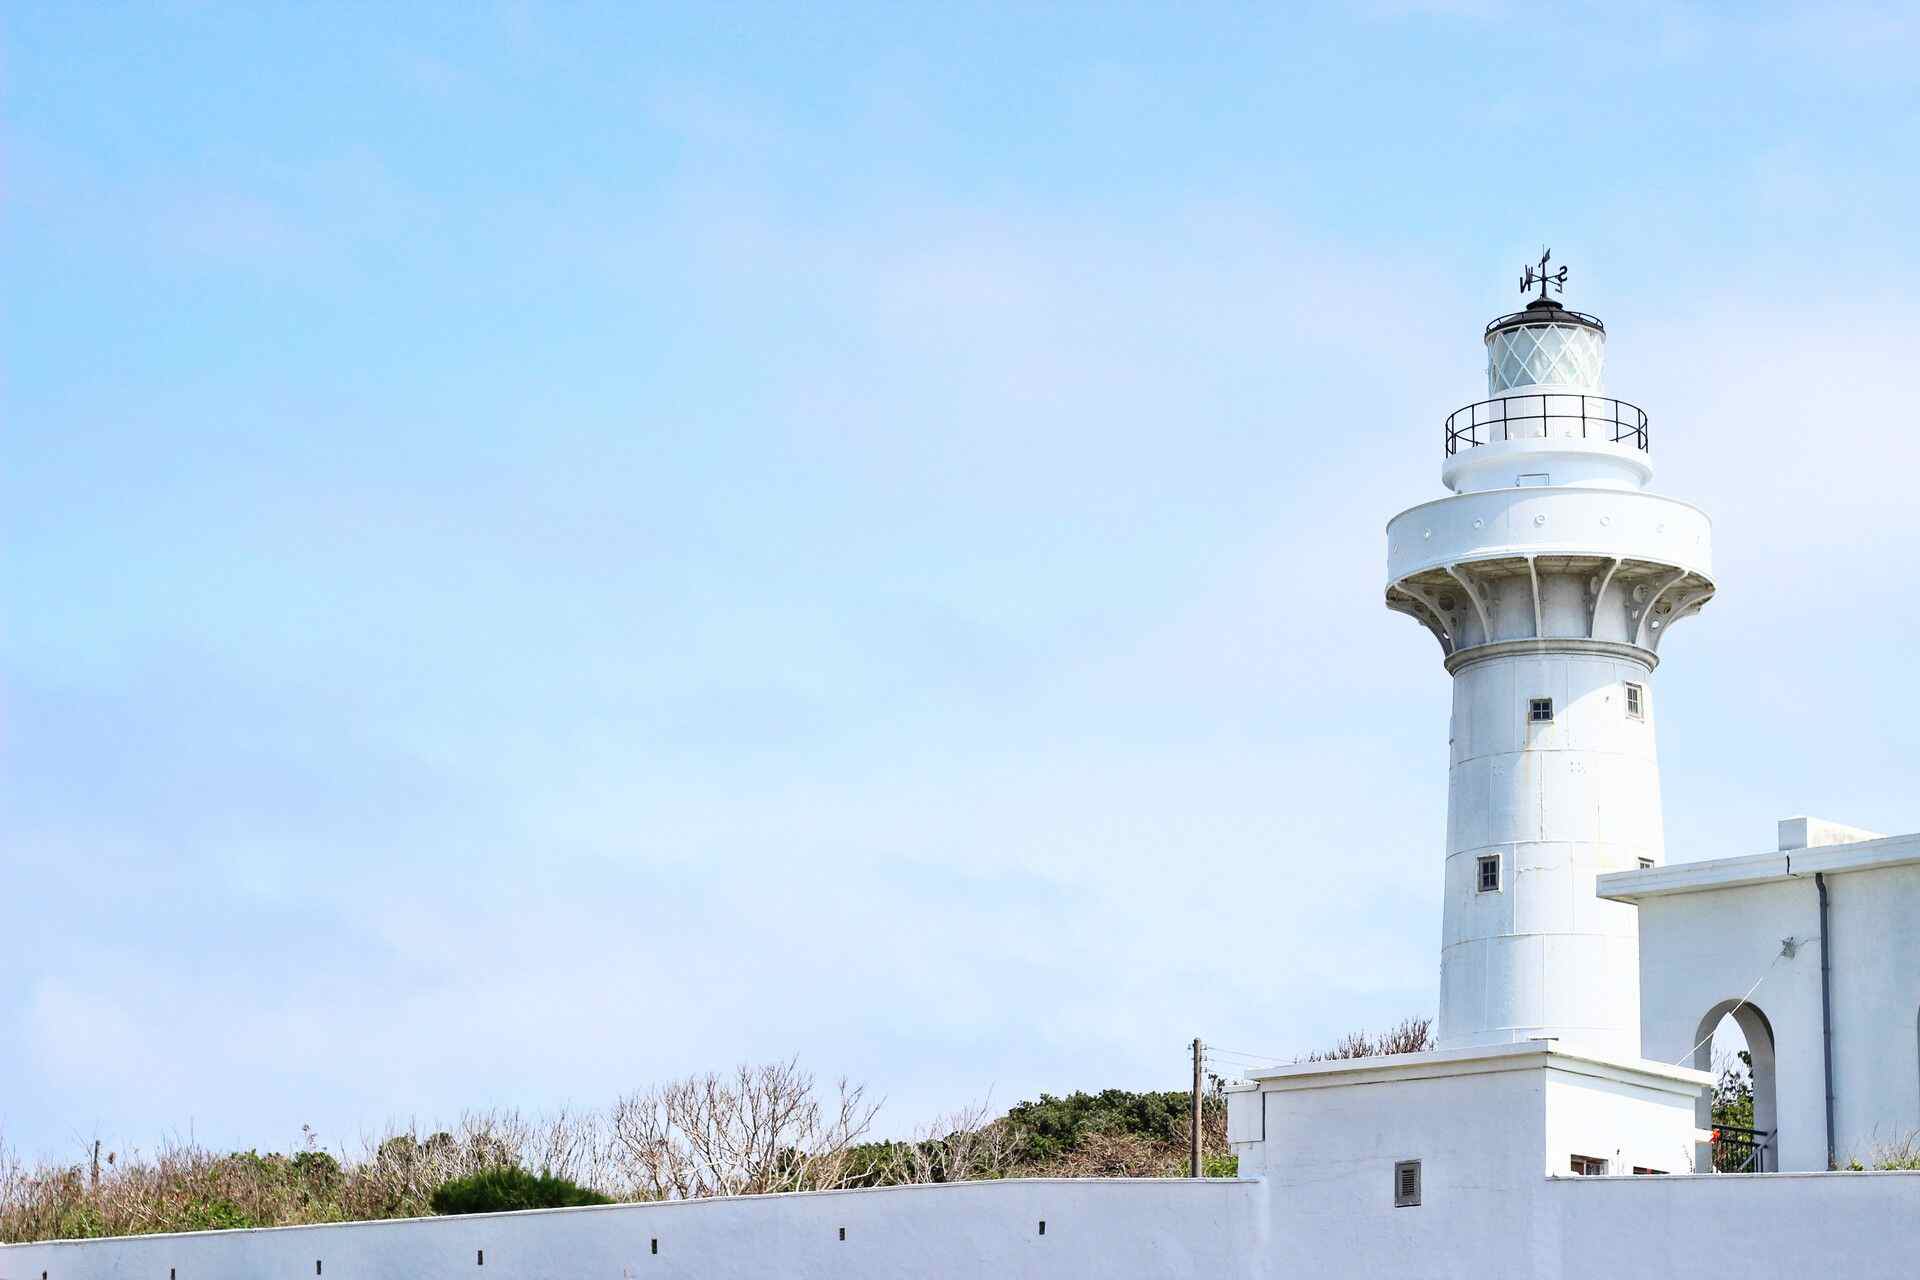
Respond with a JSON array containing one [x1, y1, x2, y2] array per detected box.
[[1693, 999, 1776, 1172]]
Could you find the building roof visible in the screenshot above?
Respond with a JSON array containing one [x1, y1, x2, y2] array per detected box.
[[1234, 1038, 1709, 1092], [1598, 830, 1920, 903]]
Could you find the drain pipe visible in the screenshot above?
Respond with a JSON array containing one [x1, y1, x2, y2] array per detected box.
[[1816, 872, 1836, 1170]]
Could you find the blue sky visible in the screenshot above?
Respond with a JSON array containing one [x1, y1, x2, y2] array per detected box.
[[5, 2, 1919, 1160]]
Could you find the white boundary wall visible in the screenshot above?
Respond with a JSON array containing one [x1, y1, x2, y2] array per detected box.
[[6, 1170, 1920, 1279], [0, 1178, 1264, 1280], [1548, 1171, 1920, 1274]]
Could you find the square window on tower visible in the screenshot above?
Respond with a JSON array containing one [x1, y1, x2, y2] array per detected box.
[[1477, 854, 1501, 893], [1624, 682, 1645, 719], [1528, 697, 1554, 723]]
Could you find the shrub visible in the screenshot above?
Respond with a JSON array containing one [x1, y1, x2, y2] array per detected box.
[[175, 1198, 258, 1232], [428, 1166, 611, 1216], [1002, 1090, 1192, 1163]]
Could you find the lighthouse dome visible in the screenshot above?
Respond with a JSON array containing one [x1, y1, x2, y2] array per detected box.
[[1485, 298, 1606, 393]]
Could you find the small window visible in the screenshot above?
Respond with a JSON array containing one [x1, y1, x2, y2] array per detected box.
[[1516, 473, 1550, 487], [1637, 857, 1654, 871], [1624, 683, 1645, 719], [1477, 854, 1501, 893], [1569, 1155, 1609, 1176], [1529, 698, 1554, 723], [1394, 1159, 1421, 1207], [1632, 1166, 1667, 1176]]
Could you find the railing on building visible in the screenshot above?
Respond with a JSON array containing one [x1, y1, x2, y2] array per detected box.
[[1710, 1124, 1773, 1173], [1484, 308, 1606, 336], [1443, 394, 1650, 456]]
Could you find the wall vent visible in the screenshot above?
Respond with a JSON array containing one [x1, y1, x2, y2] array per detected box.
[[1394, 1159, 1421, 1207]]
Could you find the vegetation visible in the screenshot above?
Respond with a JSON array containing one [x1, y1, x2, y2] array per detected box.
[[429, 1167, 610, 1215], [1298, 1016, 1433, 1063], [1711, 1049, 1755, 1132], [1851, 1135, 1920, 1171], [844, 1083, 1236, 1184], [0, 1027, 1434, 1243]]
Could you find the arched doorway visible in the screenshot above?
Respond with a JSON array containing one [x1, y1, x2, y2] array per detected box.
[[1693, 1000, 1776, 1172]]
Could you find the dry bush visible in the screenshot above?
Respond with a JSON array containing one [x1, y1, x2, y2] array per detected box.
[[341, 1106, 619, 1220], [1298, 1016, 1433, 1063], [1, 1067, 883, 1242], [0, 1057, 1254, 1244], [610, 1057, 879, 1199], [877, 1098, 1017, 1185]]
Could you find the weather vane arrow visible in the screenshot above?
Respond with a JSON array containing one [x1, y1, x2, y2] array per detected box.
[[1520, 247, 1569, 302]]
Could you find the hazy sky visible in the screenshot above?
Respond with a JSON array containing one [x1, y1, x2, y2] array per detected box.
[[5, 2, 1919, 1161]]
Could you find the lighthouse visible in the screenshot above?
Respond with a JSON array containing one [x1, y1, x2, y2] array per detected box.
[[1385, 254, 1715, 1057]]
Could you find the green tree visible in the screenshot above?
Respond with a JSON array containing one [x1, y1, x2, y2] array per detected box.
[[428, 1167, 611, 1216], [1711, 1050, 1754, 1131]]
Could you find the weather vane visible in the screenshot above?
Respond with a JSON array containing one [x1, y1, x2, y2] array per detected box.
[[1520, 247, 1568, 302]]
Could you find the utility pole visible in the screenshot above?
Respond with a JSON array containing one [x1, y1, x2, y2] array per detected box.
[[1190, 1038, 1204, 1177]]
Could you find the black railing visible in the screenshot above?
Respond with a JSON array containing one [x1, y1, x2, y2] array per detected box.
[[1711, 1125, 1772, 1173], [1485, 308, 1605, 336], [1444, 393, 1649, 457]]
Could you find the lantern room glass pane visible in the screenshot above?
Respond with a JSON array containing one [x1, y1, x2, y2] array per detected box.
[[1487, 323, 1605, 393]]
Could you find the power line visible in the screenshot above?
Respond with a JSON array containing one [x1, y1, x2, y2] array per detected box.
[[1204, 1045, 1291, 1063]]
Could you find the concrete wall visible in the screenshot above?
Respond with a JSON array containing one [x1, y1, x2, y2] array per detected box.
[[1634, 860, 1920, 1169], [1251, 1063, 1559, 1273], [1548, 1171, 1920, 1274], [0, 1179, 1263, 1280], [1827, 863, 1920, 1156], [1542, 1068, 1698, 1177], [1231, 1043, 1705, 1276], [1230, 1037, 1919, 1279], [8, 1162, 1918, 1280]]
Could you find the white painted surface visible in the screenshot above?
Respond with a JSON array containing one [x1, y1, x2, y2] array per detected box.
[[1548, 1172, 1920, 1275], [1778, 814, 1885, 851], [0, 1178, 1263, 1280], [1603, 831, 1920, 1170], [1242, 1052, 1562, 1271], [10, 1165, 1920, 1280], [1385, 486, 1712, 585], [1229, 1042, 1715, 1277], [1388, 298, 1714, 1055], [1440, 648, 1660, 1055], [1230, 1041, 1704, 1177], [1440, 437, 1654, 495], [1225, 1041, 1920, 1278]]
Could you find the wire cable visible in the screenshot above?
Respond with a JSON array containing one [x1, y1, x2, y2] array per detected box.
[[1670, 951, 1783, 1068], [1201, 1045, 1291, 1063]]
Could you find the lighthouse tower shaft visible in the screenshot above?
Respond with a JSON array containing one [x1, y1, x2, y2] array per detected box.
[[1385, 291, 1713, 1058]]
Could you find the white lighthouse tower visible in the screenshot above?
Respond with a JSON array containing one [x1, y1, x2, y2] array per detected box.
[[1385, 254, 1715, 1057]]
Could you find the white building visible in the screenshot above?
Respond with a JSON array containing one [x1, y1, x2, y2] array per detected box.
[[7, 267, 1918, 1278], [1604, 815, 1920, 1173]]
